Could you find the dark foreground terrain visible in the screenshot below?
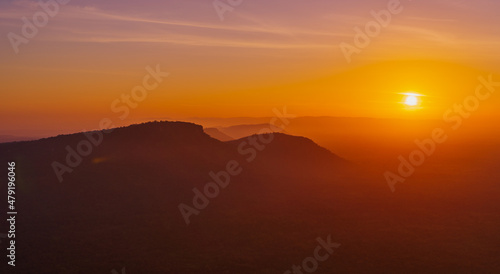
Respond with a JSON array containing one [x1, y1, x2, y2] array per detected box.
[[0, 121, 499, 273]]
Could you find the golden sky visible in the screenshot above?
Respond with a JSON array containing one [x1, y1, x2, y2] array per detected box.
[[1, 0, 499, 136]]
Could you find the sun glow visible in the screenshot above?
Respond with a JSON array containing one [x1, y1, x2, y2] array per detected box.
[[401, 92, 423, 108]]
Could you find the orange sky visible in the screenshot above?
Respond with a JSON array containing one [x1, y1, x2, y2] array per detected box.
[[1, 0, 499, 136]]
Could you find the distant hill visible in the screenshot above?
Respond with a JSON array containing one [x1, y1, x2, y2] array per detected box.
[[208, 123, 285, 140], [203, 127, 234, 141], [182, 117, 272, 127], [202, 117, 444, 166]]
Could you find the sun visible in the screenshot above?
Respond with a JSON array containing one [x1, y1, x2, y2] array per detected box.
[[404, 95, 418, 106], [401, 92, 423, 108]]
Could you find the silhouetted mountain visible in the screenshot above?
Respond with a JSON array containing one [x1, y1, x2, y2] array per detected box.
[[0, 121, 360, 273], [0, 121, 347, 187]]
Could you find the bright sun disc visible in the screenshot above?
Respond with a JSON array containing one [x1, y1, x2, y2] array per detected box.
[[404, 95, 418, 106]]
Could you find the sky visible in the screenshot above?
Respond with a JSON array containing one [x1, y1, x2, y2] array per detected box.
[[1, 0, 499, 136]]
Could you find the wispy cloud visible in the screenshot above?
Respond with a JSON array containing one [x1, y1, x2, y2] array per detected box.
[[407, 16, 457, 23], [390, 25, 455, 44]]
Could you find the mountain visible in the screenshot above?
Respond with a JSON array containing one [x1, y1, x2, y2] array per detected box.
[[0, 121, 361, 273]]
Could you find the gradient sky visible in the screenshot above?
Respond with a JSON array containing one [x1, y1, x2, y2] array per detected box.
[[1, 0, 499, 136]]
